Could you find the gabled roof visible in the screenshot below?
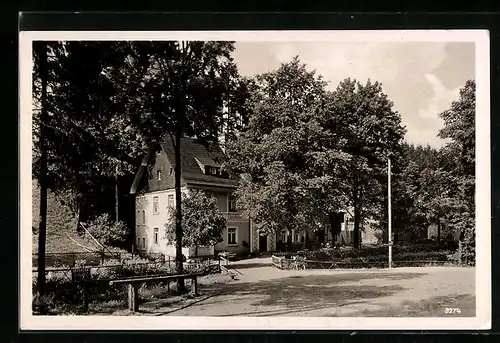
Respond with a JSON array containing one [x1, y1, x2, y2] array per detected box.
[[130, 136, 237, 194], [161, 137, 236, 188]]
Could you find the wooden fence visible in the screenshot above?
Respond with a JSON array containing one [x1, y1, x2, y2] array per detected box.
[[271, 255, 458, 270], [33, 258, 222, 281]]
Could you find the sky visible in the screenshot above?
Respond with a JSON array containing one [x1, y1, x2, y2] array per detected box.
[[231, 41, 475, 149]]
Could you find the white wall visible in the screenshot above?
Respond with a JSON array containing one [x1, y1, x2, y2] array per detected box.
[[215, 221, 250, 256], [135, 187, 189, 254], [164, 245, 215, 259]]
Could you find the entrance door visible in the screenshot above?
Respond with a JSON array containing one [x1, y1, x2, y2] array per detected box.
[[259, 235, 268, 252], [317, 229, 325, 243]]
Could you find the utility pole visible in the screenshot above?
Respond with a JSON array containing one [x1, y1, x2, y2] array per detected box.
[[388, 158, 393, 269]]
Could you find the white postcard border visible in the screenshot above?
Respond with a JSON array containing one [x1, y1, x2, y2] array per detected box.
[[19, 29, 491, 331]]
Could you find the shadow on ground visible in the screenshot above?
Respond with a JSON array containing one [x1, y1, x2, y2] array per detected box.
[[150, 272, 426, 316]]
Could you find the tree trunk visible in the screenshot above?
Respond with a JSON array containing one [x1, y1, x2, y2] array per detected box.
[[353, 205, 361, 249], [353, 186, 362, 249], [328, 212, 336, 245], [36, 42, 49, 312], [437, 216, 441, 244], [115, 164, 119, 223], [174, 130, 186, 293]]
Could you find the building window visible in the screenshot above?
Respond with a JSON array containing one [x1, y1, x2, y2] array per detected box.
[[228, 194, 237, 212], [281, 230, 287, 242], [157, 169, 162, 181], [169, 168, 173, 175], [293, 230, 299, 242], [153, 196, 159, 214], [142, 237, 146, 249], [227, 228, 237, 245], [137, 237, 140, 249], [142, 210, 146, 224], [153, 227, 159, 244], [209, 167, 218, 175], [168, 194, 174, 208]]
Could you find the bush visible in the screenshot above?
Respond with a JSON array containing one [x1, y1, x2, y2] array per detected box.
[[85, 214, 129, 248], [301, 242, 456, 264]]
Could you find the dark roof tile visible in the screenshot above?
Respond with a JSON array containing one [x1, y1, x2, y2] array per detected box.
[[161, 137, 237, 188]]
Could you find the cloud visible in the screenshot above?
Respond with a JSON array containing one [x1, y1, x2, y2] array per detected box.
[[232, 41, 474, 148], [408, 73, 460, 147]]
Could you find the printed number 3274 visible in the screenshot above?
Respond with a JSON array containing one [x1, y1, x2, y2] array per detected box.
[[445, 308, 462, 314]]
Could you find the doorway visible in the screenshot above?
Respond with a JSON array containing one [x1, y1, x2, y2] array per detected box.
[[259, 234, 268, 252]]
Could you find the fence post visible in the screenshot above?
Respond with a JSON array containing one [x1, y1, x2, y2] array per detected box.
[[82, 282, 89, 312], [128, 284, 139, 312]]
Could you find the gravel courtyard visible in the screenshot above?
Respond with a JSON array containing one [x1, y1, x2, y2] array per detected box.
[[113, 258, 475, 317]]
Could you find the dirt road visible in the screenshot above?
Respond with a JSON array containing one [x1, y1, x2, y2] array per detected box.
[[120, 257, 476, 317]]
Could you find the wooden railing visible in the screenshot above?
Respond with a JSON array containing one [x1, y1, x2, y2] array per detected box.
[[271, 255, 458, 270], [271, 255, 306, 270]]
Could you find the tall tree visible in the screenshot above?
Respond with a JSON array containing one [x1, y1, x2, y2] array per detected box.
[[33, 41, 143, 220], [121, 41, 247, 291], [32, 41, 49, 308], [32, 41, 149, 300], [227, 57, 348, 244], [387, 143, 450, 242], [325, 78, 406, 248], [438, 79, 475, 263], [32, 41, 247, 293]]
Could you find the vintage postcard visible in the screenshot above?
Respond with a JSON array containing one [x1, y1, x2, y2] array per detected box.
[[19, 30, 491, 330]]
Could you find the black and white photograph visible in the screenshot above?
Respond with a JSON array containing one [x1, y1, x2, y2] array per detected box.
[[19, 30, 491, 330]]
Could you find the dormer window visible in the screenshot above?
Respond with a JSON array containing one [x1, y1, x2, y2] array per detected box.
[[157, 169, 162, 181], [194, 156, 223, 176]]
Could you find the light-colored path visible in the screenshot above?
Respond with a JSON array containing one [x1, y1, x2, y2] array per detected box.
[[136, 258, 476, 317]]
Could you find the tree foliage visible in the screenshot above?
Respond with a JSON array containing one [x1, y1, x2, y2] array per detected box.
[[381, 80, 475, 264], [227, 60, 406, 249], [226, 57, 348, 238], [164, 190, 226, 251], [118, 41, 247, 286], [321, 78, 406, 247], [32, 41, 143, 225], [438, 80, 475, 263], [85, 214, 129, 249]]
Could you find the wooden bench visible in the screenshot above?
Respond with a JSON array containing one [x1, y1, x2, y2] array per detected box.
[[108, 273, 204, 312]]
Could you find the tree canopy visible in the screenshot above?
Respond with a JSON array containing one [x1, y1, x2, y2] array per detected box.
[[164, 190, 226, 253], [226, 57, 347, 237], [325, 78, 406, 247], [33, 40, 249, 294]]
